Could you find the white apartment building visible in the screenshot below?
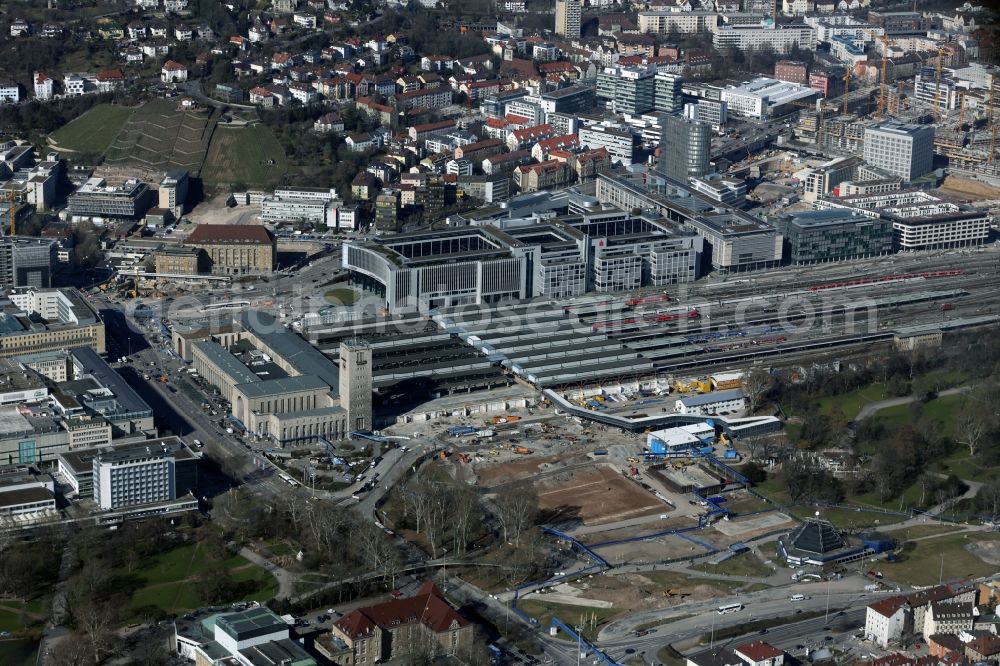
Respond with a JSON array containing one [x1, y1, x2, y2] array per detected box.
[[862, 121, 934, 181], [721, 78, 818, 120], [638, 11, 719, 34], [864, 598, 906, 648], [0, 83, 20, 105], [713, 24, 817, 53], [34, 72, 53, 101]]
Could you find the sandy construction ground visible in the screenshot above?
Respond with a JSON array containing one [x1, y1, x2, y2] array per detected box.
[[536, 465, 666, 526]]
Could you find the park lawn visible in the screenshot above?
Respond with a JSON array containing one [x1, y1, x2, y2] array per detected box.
[[690, 552, 773, 578], [0, 600, 46, 634], [325, 288, 358, 305], [936, 449, 1000, 483], [49, 104, 134, 154], [751, 477, 791, 505], [202, 125, 287, 188], [125, 543, 277, 617], [788, 505, 906, 530], [872, 393, 964, 436], [880, 531, 1000, 586], [817, 383, 886, 420], [721, 493, 772, 515], [883, 523, 961, 541], [516, 599, 618, 642]]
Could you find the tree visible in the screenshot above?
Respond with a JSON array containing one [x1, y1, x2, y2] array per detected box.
[[741, 461, 767, 484], [956, 401, 989, 457], [743, 367, 773, 414], [75, 599, 118, 664], [492, 482, 538, 546], [73, 220, 103, 269], [196, 562, 235, 604]]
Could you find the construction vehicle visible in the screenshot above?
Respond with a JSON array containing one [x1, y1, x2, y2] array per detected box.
[[438, 450, 448, 460], [627, 456, 639, 464], [513, 446, 531, 454], [458, 453, 471, 464], [158, 375, 168, 383], [492, 415, 521, 425]]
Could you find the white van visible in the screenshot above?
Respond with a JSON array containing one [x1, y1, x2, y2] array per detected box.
[[789, 594, 806, 602]]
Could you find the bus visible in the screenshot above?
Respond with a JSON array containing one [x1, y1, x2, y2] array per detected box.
[[717, 603, 743, 615]]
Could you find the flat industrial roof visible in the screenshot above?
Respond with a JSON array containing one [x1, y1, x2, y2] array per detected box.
[[70, 347, 152, 415], [235, 375, 330, 399], [194, 341, 260, 385], [239, 311, 340, 393]]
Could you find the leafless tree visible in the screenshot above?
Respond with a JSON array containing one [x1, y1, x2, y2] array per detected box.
[[48, 634, 92, 666], [956, 402, 989, 458], [76, 599, 118, 664], [492, 482, 539, 547], [742, 367, 773, 414]]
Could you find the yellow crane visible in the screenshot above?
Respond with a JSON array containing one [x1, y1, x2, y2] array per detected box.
[[842, 67, 852, 116]]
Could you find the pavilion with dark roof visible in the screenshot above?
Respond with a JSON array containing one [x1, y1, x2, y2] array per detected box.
[[778, 512, 868, 567]]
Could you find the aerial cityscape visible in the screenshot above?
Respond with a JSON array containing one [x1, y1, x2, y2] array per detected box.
[[0, 0, 999, 664]]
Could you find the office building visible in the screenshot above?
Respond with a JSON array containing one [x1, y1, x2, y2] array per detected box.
[[659, 115, 711, 182], [815, 190, 991, 251], [596, 65, 656, 114], [261, 186, 339, 227], [721, 77, 819, 120], [776, 210, 893, 264], [862, 121, 935, 182], [684, 99, 727, 131], [654, 72, 683, 114], [374, 191, 400, 233], [578, 125, 639, 165], [158, 170, 189, 219], [554, 0, 581, 40], [0, 238, 56, 290], [184, 224, 276, 275], [539, 84, 595, 115], [596, 172, 782, 273], [92, 438, 198, 510], [66, 178, 156, 222], [774, 60, 808, 85], [154, 245, 202, 275], [343, 207, 701, 313], [0, 289, 105, 358]]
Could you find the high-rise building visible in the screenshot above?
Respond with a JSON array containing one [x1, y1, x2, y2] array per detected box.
[[596, 65, 656, 114], [654, 72, 683, 113], [339, 339, 372, 433], [0, 238, 56, 290], [555, 0, 582, 40], [158, 169, 189, 219], [92, 439, 199, 510], [659, 115, 711, 182], [862, 121, 934, 182]]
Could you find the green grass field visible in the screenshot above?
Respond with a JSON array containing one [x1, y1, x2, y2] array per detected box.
[[516, 599, 618, 642], [817, 383, 887, 420], [0, 599, 46, 634], [871, 393, 963, 435], [49, 104, 134, 154], [125, 543, 277, 617], [202, 125, 287, 189], [881, 531, 1000, 586], [325, 288, 358, 306], [690, 552, 773, 578], [788, 505, 906, 530]]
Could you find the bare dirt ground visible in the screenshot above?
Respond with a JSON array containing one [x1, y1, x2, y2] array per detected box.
[[591, 534, 707, 564], [575, 517, 696, 546], [967, 540, 1000, 566], [936, 175, 1000, 200], [186, 194, 255, 224], [475, 454, 563, 487], [535, 465, 665, 526], [548, 571, 746, 614]]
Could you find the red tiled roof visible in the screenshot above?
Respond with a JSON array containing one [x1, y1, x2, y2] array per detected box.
[[868, 596, 905, 618], [511, 124, 554, 141], [162, 60, 186, 71], [734, 640, 783, 662], [335, 581, 468, 639], [967, 634, 1000, 656], [185, 224, 274, 245]]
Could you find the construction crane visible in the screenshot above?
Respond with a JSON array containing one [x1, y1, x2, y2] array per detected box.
[[842, 67, 852, 116], [934, 46, 946, 120]]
